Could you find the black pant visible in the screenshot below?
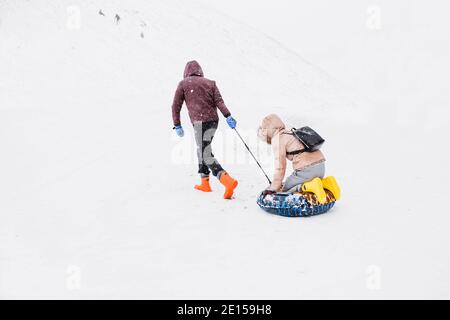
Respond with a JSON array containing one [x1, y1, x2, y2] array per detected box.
[[193, 121, 224, 177]]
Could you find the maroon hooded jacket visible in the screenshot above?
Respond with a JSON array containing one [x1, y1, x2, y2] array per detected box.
[[171, 61, 231, 126]]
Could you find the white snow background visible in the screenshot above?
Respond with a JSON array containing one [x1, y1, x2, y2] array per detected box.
[[0, 0, 449, 299]]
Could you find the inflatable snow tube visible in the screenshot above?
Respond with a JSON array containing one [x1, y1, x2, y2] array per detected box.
[[257, 190, 336, 217]]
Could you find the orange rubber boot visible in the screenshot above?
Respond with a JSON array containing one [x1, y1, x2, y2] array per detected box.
[[194, 176, 212, 192], [219, 172, 238, 199]]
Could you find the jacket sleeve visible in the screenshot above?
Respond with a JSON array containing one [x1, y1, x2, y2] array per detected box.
[[171, 82, 184, 126], [269, 135, 287, 191], [213, 82, 231, 118]]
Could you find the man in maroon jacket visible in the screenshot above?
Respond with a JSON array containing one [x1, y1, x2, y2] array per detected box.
[[172, 60, 238, 199]]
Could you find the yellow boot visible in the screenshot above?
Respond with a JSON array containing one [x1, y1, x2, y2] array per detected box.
[[321, 176, 341, 200], [301, 177, 327, 204]]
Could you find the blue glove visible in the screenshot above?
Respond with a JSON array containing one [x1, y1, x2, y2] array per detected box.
[[174, 125, 184, 137], [226, 116, 237, 129]]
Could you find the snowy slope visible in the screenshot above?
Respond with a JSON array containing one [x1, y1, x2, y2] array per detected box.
[[0, 0, 449, 299]]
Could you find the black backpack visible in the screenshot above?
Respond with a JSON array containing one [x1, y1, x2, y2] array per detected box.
[[285, 126, 325, 155]]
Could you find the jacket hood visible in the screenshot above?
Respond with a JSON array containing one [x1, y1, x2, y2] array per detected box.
[[184, 60, 204, 78], [258, 114, 286, 144]]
